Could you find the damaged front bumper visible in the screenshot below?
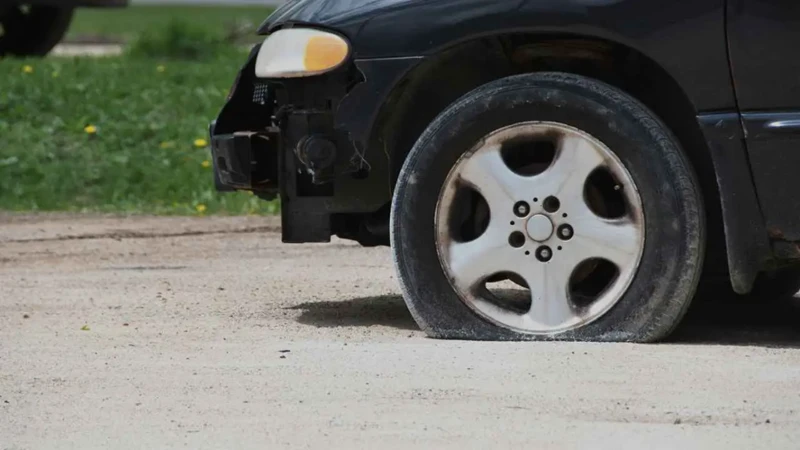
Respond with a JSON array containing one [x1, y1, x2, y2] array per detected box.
[[210, 47, 280, 195], [209, 44, 421, 243], [209, 126, 280, 193]]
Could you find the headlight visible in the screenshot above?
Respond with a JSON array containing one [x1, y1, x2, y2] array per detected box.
[[255, 28, 350, 78]]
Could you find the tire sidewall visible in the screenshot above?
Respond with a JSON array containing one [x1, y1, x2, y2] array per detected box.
[[391, 73, 704, 342], [0, 7, 74, 57]]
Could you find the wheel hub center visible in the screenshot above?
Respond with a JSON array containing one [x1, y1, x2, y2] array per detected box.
[[526, 214, 554, 242]]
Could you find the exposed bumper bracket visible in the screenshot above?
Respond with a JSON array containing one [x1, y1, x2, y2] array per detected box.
[[210, 127, 280, 193]]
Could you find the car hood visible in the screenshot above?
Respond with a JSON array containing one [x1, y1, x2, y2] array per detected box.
[[258, 0, 419, 35]]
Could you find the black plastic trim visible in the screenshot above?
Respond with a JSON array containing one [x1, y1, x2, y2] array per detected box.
[[697, 112, 772, 294], [742, 111, 800, 140]]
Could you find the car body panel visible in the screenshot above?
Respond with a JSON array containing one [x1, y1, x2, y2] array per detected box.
[[259, 0, 412, 33], [727, 0, 800, 242], [697, 112, 772, 292], [741, 111, 800, 241], [262, 0, 735, 112], [728, 0, 800, 111]]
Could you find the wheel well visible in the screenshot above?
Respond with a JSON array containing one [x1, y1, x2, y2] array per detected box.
[[371, 33, 727, 268]]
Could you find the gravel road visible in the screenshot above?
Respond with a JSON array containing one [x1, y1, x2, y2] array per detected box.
[[2, 214, 800, 449]]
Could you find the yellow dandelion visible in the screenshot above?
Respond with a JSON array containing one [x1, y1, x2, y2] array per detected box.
[[194, 138, 208, 148], [157, 65, 166, 73], [52, 71, 60, 78], [159, 141, 176, 149], [195, 204, 207, 213], [23, 65, 33, 74], [84, 125, 98, 135], [201, 160, 211, 168]]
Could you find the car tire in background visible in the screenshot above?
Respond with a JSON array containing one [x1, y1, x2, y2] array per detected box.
[[390, 72, 706, 342], [0, 5, 74, 57]]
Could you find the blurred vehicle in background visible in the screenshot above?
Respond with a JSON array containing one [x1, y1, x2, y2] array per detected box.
[[0, 0, 127, 56]]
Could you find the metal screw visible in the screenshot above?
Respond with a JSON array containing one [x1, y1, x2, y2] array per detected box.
[[514, 201, 530, 218], [536, 246, 553, 262], [558, 224, 574, 240]]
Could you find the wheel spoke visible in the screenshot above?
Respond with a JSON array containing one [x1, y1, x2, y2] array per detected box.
[[435, 122, 645, 335], [568, 209, 642, 268], [445, 226, 512, 291], [539, 134, 605, 200], [521, 258, 577, 329], [458, 144, 528, 209]]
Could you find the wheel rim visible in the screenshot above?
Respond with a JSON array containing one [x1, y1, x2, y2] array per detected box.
[[435, 121, 645, 334]]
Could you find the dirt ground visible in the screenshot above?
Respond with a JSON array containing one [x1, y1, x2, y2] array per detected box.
[[2, 214, 800, 449]]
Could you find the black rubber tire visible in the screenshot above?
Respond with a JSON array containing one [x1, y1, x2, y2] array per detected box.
[[390, 72, 706, 342], [0, 6, 74, 57]]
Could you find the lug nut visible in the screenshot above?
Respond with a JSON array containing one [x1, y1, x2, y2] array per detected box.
[[558, 224, 574, 240], [536, 246, 553, 262], [514, 201, 530, 217]]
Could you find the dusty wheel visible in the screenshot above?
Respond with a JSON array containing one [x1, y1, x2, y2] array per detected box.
[[0, 5, 74, 57], [390, 72, 705, 342]]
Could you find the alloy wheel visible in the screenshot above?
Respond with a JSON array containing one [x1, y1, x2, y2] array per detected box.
[[435, 122, 645, 334]]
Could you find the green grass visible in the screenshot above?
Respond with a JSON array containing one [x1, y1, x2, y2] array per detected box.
[[127, 18, 236, 60], [0, 52, 279, 215], [67, 5, 274, 43]]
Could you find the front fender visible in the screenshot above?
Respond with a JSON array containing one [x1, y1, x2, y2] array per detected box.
[[258, 0, 419, 39], [354, 0, 733, 111]]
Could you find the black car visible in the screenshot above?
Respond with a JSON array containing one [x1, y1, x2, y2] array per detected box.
[[210, 0, 800, 342], [0, 0, 127, 57]]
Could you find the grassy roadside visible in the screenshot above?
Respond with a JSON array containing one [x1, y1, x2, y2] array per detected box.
[[0, 52, 278, 215], [67, 5, 274, 44]]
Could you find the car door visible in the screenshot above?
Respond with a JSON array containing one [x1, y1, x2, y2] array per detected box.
[[728, 0, 800, 239]]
